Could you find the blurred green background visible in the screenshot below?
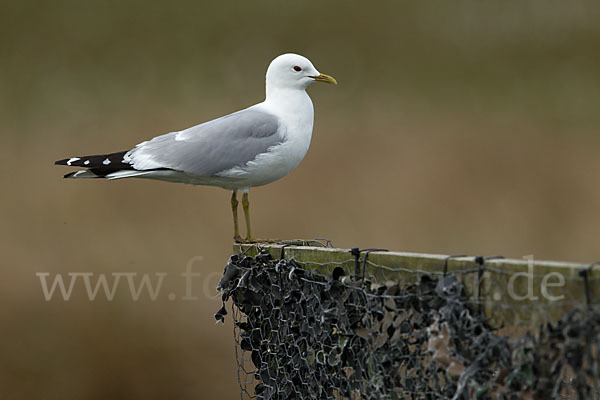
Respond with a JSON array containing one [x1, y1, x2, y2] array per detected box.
[[1, 0, 600, 398]]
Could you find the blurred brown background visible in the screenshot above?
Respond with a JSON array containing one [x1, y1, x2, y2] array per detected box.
[[1, 1, 599, 399]]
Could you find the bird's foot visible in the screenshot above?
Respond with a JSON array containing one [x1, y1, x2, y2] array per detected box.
[[234, 237, 279, 244]]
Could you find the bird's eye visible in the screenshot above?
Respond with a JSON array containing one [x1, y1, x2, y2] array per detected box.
[[293, 66, 302, 72]]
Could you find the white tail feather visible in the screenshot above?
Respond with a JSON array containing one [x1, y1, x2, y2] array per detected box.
[[105, 170, 155, 180], [67, 170, 98, 178]]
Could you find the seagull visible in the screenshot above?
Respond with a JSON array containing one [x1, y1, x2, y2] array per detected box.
[[55, 53, 336, 242]]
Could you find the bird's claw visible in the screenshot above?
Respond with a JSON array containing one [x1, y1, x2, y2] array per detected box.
[[234, 237, 278, 244]]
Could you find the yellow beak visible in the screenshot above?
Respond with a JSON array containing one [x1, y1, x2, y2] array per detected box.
[[310, 73, 337, 85]]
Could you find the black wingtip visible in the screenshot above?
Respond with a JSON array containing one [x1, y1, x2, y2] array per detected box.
[[63, 172, 76, 178], [55, 158, 69, 165]]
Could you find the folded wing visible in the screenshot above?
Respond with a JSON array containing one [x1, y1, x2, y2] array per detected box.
[[126, 107, 283, 176]]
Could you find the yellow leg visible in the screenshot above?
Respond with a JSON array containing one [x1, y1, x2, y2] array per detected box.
[[231, 191, 241, 242], [242, 192, 254, 242]]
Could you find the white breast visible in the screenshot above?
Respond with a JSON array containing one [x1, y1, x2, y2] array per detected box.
[[216, 90, 315, 189]]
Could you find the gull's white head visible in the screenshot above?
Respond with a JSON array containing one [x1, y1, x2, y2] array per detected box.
[[265, 53, 337, 95]]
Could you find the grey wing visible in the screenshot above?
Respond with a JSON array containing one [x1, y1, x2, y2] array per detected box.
[[126, 108, 282, 176]]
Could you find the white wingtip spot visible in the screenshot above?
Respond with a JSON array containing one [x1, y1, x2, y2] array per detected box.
[[67, 157, 80, 166], [84, 160, 90, 165], [103, 158, 111, 165]]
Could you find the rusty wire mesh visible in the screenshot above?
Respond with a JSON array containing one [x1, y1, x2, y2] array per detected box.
[[215, 249, 600, 399]]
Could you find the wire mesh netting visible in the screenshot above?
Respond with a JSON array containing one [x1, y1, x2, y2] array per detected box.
[[215, 247, 600, 399]]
